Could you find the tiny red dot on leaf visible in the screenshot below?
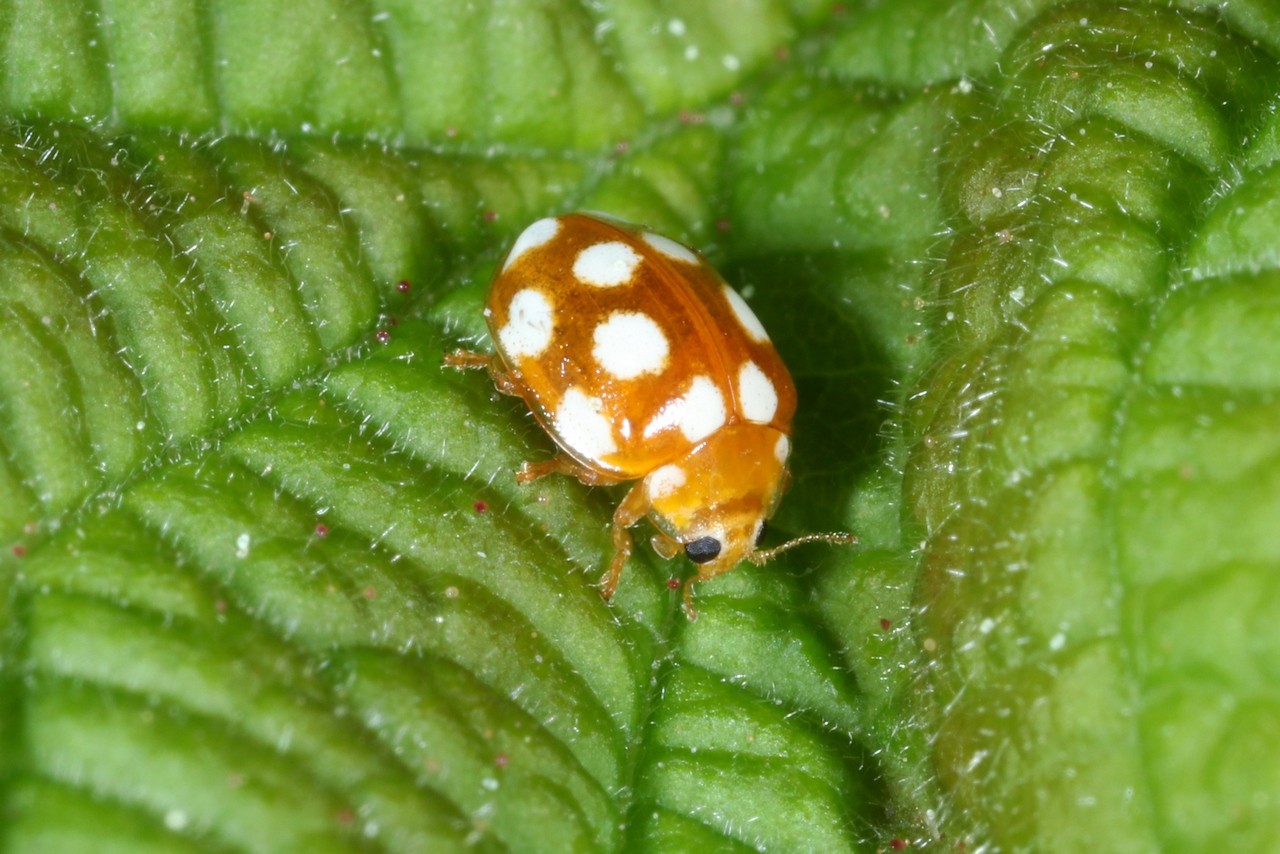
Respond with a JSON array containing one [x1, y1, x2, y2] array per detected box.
[[494, 752, 510, 768], [396, 279, 412, 294], [314, 523, 329, 538], [375, 329, 390, 343], [386, 315, 399, 327], [715, 218, 732, 233], [890, 839, 907, 851], [362, 585, 377, 600], [11, 545, 26, 557], [474, 500, 488, 513], [483, 209, 498, 222], [880, 618, 892, 631], [336, 807, 356, 826], [666, 577, 681, 590]]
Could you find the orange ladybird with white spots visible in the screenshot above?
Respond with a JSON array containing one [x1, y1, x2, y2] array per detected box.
[[445, 213, 854, 618]]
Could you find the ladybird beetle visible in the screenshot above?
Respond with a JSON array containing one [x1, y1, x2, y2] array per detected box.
[[444, 213, 855, 618]]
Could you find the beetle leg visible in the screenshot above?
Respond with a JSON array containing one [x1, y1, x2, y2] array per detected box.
[[599, 483, 650, 601], [442, 350, 522, 397], [516, 455, 622, 487], [682, 579, 699, 621], [441, 349, 491, 370], [681, 561, 739, 621], [445, 353, 620, 485]]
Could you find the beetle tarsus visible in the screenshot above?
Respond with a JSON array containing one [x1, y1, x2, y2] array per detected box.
[[681, 579, 699, 621]]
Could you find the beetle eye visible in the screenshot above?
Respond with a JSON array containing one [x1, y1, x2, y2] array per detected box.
[[755, 521, 768, 547], [684, 536, 722, 564]]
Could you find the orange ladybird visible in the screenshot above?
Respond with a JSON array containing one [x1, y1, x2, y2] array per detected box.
[[445, 213, 854, 618]]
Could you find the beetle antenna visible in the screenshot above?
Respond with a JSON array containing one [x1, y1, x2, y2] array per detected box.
[[747, 531, 858, 565]]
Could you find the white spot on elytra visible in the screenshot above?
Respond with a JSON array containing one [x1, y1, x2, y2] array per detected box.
[[502, 217, 559, 271], [592, 311, 669, 379], [554, 387, 617, 460], [647, 464, 686, 499], [723, 285, 769, 342], [574, 241, 641, 287], [774, 433, 790, 464], [641, 231, 699, 264], [499, 289, 554, 359], [738, 361, 778, 424], [643, 375, 726, 443]]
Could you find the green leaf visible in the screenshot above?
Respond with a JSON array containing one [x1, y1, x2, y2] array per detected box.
[[3, 1, 1280, 852], [898, 1, 1280, 849]]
